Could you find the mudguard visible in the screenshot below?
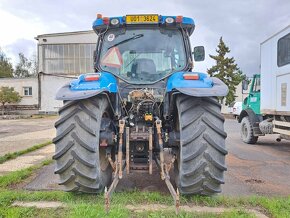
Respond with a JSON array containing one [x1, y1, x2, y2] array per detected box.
[[239, 108, 262, 124], [166, 72, 228, 97], [239, 108, 264, 136], [56, 72, 117, 101]]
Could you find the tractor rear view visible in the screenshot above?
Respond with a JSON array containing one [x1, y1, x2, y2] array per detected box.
[[53, 14, 228, 211]]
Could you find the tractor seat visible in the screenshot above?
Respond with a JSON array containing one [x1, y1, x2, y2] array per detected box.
[[131, 58, 157, 80]]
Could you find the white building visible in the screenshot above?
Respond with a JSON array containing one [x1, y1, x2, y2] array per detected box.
[[0, 77, 38, 114], [35, 30, 97, 113], [0, 77, 38, 106]]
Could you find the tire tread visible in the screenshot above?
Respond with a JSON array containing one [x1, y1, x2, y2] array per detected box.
[[176, 96, 227, 195]]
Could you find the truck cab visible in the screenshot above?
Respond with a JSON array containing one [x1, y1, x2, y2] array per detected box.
[[242, 74, 261, 115]]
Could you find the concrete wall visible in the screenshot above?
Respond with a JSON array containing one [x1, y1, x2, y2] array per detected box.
[[0, 78, 38, 106], [39, 73, 74, 113]]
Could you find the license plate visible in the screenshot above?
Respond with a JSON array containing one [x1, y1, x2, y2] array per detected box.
[[126, 14, 159, 24]]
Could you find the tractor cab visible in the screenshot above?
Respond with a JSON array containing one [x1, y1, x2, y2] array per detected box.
[[93, 15, 200, 85]]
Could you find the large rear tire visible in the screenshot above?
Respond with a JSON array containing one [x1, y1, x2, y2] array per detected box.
[[175, 95, 227, 195], [53, 96, 113, 193]]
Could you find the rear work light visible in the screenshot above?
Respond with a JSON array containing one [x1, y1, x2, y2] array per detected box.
[[165, 17, 174, 24], [183, 73, 199, 80], [84, 74, 100, 81], [110, 18, 119, 25]]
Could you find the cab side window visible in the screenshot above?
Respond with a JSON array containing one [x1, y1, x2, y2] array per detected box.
[[278, 33, 290, 67], [252, 78, 261, 92]]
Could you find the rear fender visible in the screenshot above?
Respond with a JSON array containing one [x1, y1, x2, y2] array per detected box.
[[238, 109, 261, 123], [56, 72, 118, 101], [166, 72, 228, 97]]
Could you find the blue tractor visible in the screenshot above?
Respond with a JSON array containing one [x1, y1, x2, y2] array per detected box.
[[53, 14, 228, 211]]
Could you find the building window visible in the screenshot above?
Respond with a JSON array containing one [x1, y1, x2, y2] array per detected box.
[[277, 33, 290, 67], [43, 44, 96, 75], [23, 87, 32, 96]]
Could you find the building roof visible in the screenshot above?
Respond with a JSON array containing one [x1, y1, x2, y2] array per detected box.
[[0, 77, 37, 80], [35, 30, 95, 40]]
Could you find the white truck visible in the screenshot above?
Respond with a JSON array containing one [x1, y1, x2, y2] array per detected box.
[[239, 25, 290, 143]]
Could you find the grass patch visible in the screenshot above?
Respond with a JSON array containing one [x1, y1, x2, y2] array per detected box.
[[136, 209, 255, 218], [0, 207, 68, 218], [0, 141, 52, 164], [0, 159, 53, 188], [0, 188, 289, 217], [0, 160, 289, 217]]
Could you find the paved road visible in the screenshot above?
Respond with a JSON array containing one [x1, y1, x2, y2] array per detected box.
[[25, 119, 290, 196], [224, 119, 290, 196], [0, 117, 56, 156]]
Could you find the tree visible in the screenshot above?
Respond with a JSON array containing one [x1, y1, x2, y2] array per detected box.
[[207, 37, 245, 105], [30, 53, 38, 76], [14, 53, 36, 78], [0, 48, 14, 78], [0, 87, 22, 115]]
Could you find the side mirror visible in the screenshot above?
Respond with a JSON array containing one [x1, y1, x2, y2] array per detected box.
[[193, 46, 205, 62], [242, 80, 248, 91]]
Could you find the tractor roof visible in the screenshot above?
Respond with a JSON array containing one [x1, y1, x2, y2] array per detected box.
[[92, 14, 195, 36]]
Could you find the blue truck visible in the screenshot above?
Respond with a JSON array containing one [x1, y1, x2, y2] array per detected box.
[[53, 14, 228, 211]]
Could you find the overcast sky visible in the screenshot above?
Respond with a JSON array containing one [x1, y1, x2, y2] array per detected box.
[[1, 0, 290, 75]]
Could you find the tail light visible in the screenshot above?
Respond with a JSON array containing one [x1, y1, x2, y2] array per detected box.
[[84, 74, 100, 81], [183, 73, 199, 80]]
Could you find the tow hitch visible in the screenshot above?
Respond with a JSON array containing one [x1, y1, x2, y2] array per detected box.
[[104, 119, 125, 213], [105, 119, 180, 214], [155, 119, 180, 214]]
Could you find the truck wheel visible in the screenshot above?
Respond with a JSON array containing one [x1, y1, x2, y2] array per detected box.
[[175, 96, 227, 195], [240, 116, 258, 144], [53, 96, 113, 193]]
